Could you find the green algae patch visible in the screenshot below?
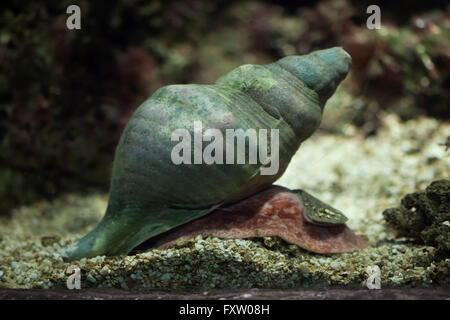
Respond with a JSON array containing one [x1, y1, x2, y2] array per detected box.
[[383, 179, 450, 255]]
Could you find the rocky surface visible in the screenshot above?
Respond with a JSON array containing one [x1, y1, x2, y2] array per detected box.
[[383, 179, 450, 254]]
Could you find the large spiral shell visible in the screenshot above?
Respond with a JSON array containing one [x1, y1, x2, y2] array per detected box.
[[65, 47, 351, 260]]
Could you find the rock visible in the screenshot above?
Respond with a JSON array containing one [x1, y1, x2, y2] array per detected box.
[[383, 179, 450, 255]]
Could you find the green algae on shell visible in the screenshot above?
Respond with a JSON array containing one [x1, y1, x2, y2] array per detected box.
[[64, 47, 352, 261]]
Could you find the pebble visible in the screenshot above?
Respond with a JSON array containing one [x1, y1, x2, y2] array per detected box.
[[87, 274, 97, 283]]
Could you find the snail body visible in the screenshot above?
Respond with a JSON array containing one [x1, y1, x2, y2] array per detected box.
[[66, 47, 352, 261]]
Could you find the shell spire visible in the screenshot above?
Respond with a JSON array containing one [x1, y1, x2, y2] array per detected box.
[[276, 47, 352, 107]]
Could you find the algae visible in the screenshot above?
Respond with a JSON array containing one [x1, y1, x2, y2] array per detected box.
[[383, 179, 450, 255]]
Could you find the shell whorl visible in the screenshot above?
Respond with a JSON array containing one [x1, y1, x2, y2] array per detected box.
[[217, 46, 351, 140]]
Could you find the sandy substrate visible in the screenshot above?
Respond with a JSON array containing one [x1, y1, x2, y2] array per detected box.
[[0, 115, 448, 290]]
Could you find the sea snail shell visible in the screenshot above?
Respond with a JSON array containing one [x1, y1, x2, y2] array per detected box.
[[65, 47, 352, 261]]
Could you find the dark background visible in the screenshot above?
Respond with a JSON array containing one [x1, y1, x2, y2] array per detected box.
[[0, 0, 449, 214]]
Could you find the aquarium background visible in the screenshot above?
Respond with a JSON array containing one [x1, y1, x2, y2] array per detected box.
[[1, 0, 448, 215]]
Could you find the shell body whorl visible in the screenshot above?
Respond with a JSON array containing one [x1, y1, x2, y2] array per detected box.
[[65, 47, 352, 261]]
